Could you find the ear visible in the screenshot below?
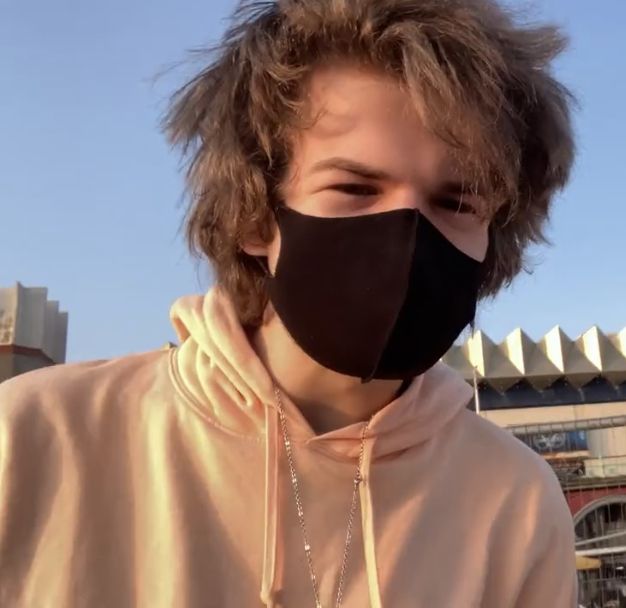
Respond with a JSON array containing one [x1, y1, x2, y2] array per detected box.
[[239, 221, 276, 257], [241, 238, 269, 257]]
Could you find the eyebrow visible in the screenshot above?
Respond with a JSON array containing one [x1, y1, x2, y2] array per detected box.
[[309, 157, 391, 181]]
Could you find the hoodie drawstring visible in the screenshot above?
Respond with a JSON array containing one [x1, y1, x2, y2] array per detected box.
[[360, 437, 383, 608], [261, 414, 383, 607], [260, 405, 280, 606]]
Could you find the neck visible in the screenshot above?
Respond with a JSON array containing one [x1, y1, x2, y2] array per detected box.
[[250, 306, 403, 434]]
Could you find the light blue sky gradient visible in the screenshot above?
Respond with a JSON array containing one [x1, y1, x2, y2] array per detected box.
[[1, 1, 624, 362]]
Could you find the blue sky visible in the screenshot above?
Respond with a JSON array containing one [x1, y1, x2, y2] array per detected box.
[[1, 1, 624, 363]]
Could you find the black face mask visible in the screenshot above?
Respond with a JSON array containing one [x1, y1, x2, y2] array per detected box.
[[267, 205, 484, 382]]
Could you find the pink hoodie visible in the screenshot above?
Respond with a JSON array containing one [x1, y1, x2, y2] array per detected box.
[[0, 288, 577, 607]]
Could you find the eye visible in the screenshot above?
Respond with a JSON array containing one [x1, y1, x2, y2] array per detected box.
[[434, 197, 476, 215], [329, 183, 379, 196]]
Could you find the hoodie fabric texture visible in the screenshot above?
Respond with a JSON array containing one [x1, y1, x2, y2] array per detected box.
[[0, 288, 577, 607]]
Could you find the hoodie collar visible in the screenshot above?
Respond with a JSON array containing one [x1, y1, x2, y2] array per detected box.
[[169, 287, 473, 460], [169, 287, 474, 607]]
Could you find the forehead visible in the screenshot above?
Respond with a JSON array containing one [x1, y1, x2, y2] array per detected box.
[[293, 64, 461, 181]]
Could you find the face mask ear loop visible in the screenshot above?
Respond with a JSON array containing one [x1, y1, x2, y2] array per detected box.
[[252, 202, 285, 280], [253, 255, 271, 278], [468, 319, 482, 415]]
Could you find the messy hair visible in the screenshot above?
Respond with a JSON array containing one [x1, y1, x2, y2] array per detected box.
[[164, 0, 575, 326]]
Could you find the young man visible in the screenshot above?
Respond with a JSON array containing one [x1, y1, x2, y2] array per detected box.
[[0, 0, 577, 606]]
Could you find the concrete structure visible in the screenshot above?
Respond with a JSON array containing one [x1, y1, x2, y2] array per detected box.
[[0, 283, 68, 382], [443, 326, 626, 424]]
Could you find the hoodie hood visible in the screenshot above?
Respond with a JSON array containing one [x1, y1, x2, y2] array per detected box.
[[169, 287, 473, 607]]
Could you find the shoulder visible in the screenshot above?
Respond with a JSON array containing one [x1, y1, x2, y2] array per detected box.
[[453, 409, 570, 521], [0, 348, 172, 432], [451, 414, 577, 604], [456, 409, 558, 481], [452, 410, 575, 570]]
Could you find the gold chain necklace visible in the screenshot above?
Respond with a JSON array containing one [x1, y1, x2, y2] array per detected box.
[[273, 386, 371, 608]]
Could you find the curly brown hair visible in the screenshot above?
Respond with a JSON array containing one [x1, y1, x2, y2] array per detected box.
[[164, 0, 575, 327]]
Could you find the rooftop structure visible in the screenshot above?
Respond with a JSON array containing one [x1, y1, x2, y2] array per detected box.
[[0, 282, 68, 382]]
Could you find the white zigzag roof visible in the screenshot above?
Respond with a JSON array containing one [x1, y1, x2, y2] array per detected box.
[[442, 326, 626, 391]]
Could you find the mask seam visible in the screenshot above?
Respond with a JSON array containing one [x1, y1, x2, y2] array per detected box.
[[364, 210, 420, 381]]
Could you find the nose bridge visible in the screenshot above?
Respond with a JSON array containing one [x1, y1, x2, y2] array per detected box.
[[383, 184, 426, 215]]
